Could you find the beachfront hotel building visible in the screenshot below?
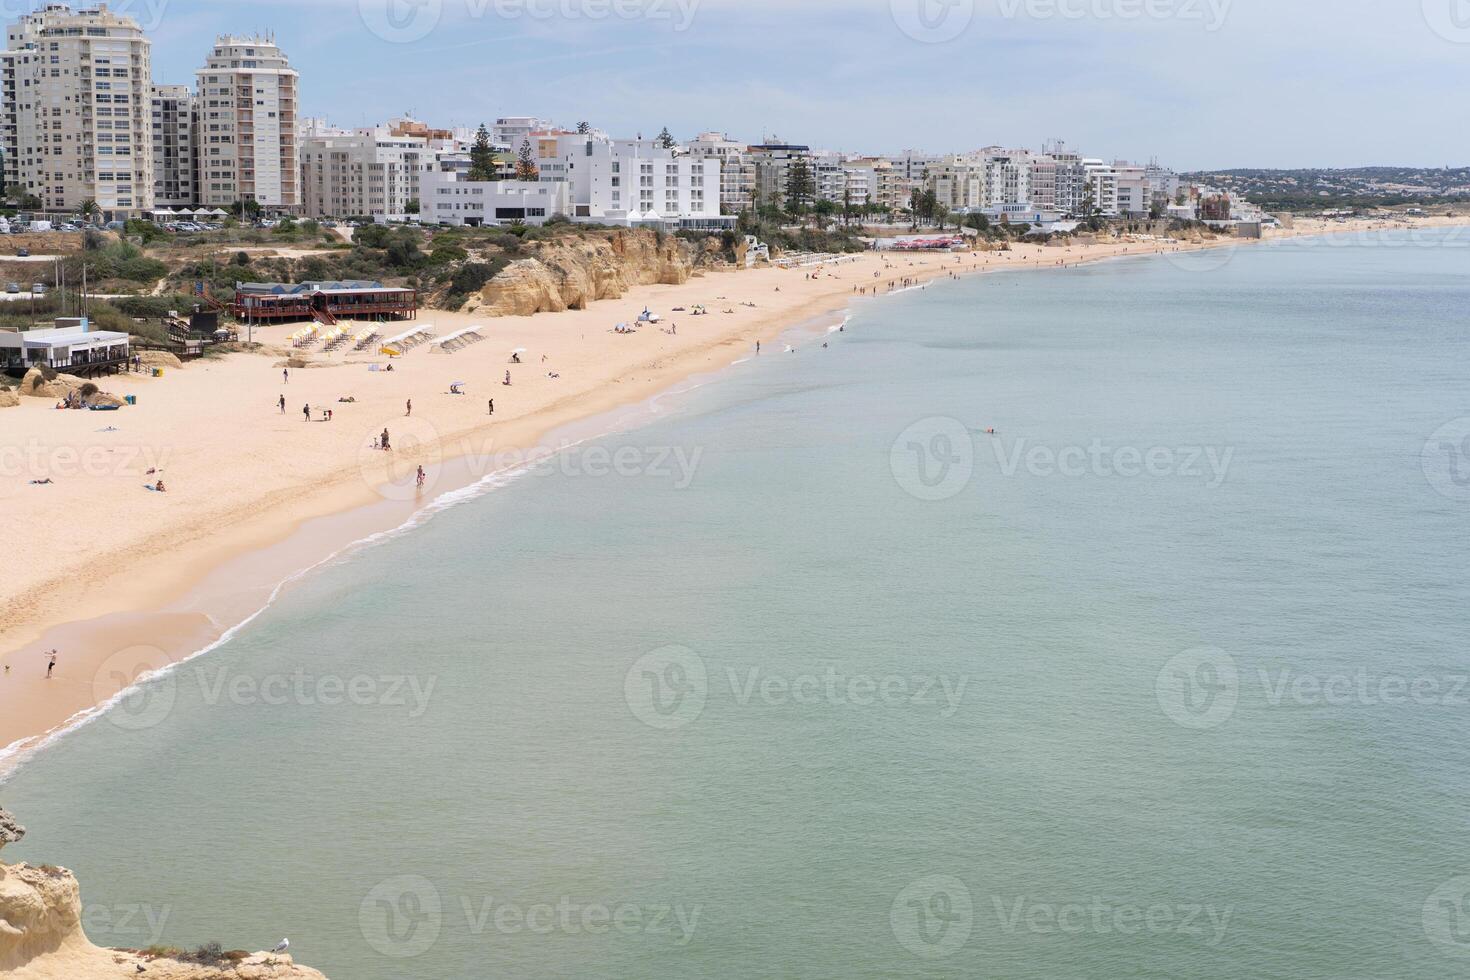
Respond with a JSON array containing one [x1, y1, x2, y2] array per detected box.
[[422, 166, 570, 227], [747, 141, 811, 212], [982, 148, 1034, 210], [195, 35, 299, 211], [150, 83, 196, 207], [546, 134, 726, 228], [925, 154, 987, 212], [424, 134, 728, 230], [1038, 141, 1086, 216], [1082, 158, 1120, 216], [4, 3, 153, 220], [1113, 162, 1151, 217], [300, 125, 437, 222], [686, 131, 755, 213]]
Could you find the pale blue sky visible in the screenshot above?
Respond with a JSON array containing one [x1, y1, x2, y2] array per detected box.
[[135, 0, 1470, 169]]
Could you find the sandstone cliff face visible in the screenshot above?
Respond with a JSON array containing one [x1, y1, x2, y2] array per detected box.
[[0, 807, 327, 979], [469, 228, 725, 317]]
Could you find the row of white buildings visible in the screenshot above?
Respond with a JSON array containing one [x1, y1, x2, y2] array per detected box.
[[675, 136, 1187, 222], [0, 4, 1251, 231]]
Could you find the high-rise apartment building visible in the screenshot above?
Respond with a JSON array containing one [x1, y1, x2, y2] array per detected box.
[[150, 83, 195, 206], [0, 51, 17, 193], [5, 3, 153, 220], [195, 35, 298, 210], [300, 125, 434, 222]]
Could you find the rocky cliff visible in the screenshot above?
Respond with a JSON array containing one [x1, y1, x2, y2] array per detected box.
[[0, 806, 327, 979], [468, 228, 728, 317]]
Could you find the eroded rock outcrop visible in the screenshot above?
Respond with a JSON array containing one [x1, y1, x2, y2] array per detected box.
[[18, 369, 83, 400], [0, 806, 327, 979], [471, 228, 721, 317]]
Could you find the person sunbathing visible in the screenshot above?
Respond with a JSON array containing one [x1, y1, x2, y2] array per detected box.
[[154, 480, 167, 492]]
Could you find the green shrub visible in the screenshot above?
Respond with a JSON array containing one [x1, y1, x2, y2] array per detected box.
[[192, 942, 224, 962], [429, 243, 468, 265], [439, 258, 508, 309]]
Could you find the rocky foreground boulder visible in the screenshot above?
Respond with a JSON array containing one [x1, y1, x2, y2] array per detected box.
[[18, 368, 84, 400], [0, 806, 327, 979]]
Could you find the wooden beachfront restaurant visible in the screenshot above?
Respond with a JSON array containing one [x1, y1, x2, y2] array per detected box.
[[232, 280, 419, 326], [0, 320, 131, 378]]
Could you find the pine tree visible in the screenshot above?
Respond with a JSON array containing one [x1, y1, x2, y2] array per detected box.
[[515, 139, 539, 181], [469, 124, 497, 182], [784, 157, 815, 217], [656, 127, 676, 150]]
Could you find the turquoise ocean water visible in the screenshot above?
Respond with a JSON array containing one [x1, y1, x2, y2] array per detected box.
[[5, 230, 1470, 977]]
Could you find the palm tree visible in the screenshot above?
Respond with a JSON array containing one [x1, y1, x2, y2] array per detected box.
[[813, 198, 836, 230], [79, 198, 102, 225]]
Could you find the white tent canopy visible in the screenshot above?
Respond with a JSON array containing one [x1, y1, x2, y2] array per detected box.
[[432, 327, 485, 351], [381, 325, 435, 351]]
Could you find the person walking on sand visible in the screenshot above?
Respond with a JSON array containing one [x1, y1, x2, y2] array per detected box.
[[283, 368, 289, 384], [381, 428, 391, 451], [303, 403, 310, 422], [46, 652, 56, 678], [488, 399, 494, 416], [406, 398, 412, 417], [416, 465, 426, 488], [278, 394, 286, 414]]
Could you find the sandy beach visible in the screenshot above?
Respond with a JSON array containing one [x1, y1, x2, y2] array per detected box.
[[0, 215, 1461, 766]]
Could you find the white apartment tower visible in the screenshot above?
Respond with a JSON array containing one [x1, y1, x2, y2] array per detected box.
[[196, 35, 298, 210], [6, 3, 153, 220], [0, 51, 17, 193], [150, 83, 195, 206], [300, 126, 433, 222]]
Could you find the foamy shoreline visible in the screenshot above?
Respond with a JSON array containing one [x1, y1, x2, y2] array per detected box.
[[1, 215, 1462, 771]]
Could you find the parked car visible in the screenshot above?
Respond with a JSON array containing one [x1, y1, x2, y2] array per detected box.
[[6, 283, 19, 294], [31, 283, 46, 295], [16, 247, 28, 257]]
